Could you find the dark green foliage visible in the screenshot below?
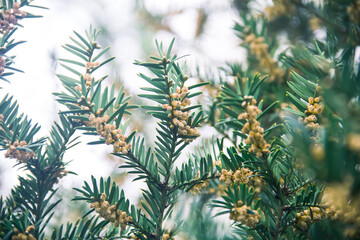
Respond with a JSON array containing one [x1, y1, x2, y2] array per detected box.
[[0, 94, 45, 152]]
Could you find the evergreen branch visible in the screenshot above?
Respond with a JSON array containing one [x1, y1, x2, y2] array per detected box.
[[122, 151, 161, 188], [291, 0, 346, 35], [170, 174, 219, 193], [33, 117, 78, 238], [8, 115, 78, 238], [155, 127, 177, 239]]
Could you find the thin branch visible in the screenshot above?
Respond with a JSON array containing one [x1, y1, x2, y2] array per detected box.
[[126, 151, 161, 187]]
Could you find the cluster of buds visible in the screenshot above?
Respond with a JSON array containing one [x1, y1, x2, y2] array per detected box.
[[90, 193, 133, 230], [88, 114, 108, 132], [80, 105, 90, 111], [4, 140, 35, 162], [296, 207, 323, 230], [219, 168, 264, 192], [0, 3, 27, 34], [0, 56, 6, 75], [296, 199, 348, 230], [207, 183, 227, 197], [189, 179, 210, 195], [308, 16, 322, 31], [86, 61, 100, 71], [83, 73, 93, 86], [53, 169, 69, 184], [321, 206, 360, 237], [320, 182, 360, 230], [158, 56, 171, 65], [233, 168, 264, 192], [162, 233, 174, 240], [238, 97, 270, 158], [322, 205, 341, 221], [213, 159, 222, 168], [229, 200, 261, 228], [76, 95, 93, 110], [347, 0, 360, 25], [309, 143, 325, 162], [295, 205, 343, 230], [131, 233, 147, 240], [12, 226, 35, 240], [244, 34, 284, 82], [219, 169, 233, 185], [264, 0, 294, 21], [304, 96, 323, 129], [88, 114, 131, 154], [162, 86, 200, 143], [296, 183, 360, 231], [298, 96, 323, 132], [75, 73, 93, 92], [346, 133, 360, 152]]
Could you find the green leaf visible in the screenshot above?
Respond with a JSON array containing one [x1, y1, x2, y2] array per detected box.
[[93, 46, 110, 62], [287, 92, 308, 111], [62, 45, 88, 62], [73, 30, 92, 49], [188, 82, 209, 90], [283, 107, 306, 117], [59, 58, 85, 67], [60, 63, 82, 76], [166, 37, 175, 59], [257, 101, 279, 120], [108, 102, 128, 124]]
